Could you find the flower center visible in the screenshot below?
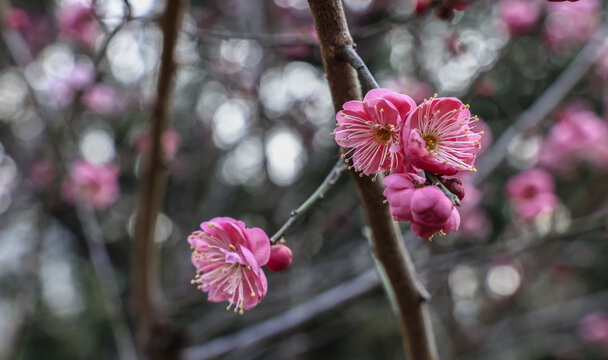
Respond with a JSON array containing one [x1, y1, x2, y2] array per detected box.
[[424, 134, 438, 151], [375, 128, 392, 143]]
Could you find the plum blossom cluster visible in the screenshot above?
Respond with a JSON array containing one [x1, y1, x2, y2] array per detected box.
[[188, 218, 292, 312], [332, 89, 483, 239]]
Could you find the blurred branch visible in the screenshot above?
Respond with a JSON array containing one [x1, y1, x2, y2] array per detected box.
[[183, 269, 379, 360], [270, 158, 347, 244], [307, 0, 438, 359], [132, 1, 186, 359], [76, 205, 139, 360], [0, 2, 138, 360], [474, 23, 608, 185]]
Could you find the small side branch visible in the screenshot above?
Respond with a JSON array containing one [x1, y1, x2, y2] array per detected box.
[[340, 45, 380, 90], [270, 158, 347, 243]]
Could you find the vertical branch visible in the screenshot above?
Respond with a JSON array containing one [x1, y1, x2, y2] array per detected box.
[[307, 1, 439, 359], [132, 0, 186, 358]]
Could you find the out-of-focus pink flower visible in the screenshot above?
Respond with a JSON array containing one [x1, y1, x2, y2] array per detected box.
[[506, 168, 559, 221], [28, 160, 55, 189], [539, 104, 608, 174], [266, 244, 293, 272], [135, 128, 181, 161], [333, 88, 417, 177], [497, 0, 542, 36], [381, 77, 432, 105], [57, 3, 99, 48], [383, 174, 461, 239], [543, 0, 600, 51], [188, 217, 270, 313], [579, 311, 608, 350], [4, 8, 30, 29], [82, 84, 127, 116], [403, 96, 482, 175], [62, 160, 119, 209]]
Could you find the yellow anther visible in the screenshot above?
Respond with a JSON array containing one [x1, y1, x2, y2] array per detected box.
[[239, 309, 244, 315], [382, 199, 388, 204], [251, 292, 256, 297], [371, 178, 377, 182]]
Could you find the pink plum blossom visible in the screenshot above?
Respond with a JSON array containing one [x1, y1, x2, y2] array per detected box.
[[332, 88, 417, 177], [135, 128, 181, 161], [188, 217, 270, 313], [382, 172, 426, 222], [57, 3, 99, 48], [403, 96, 482, 176], [62, 160, 119, 209], [266, 244, 293, 272], [383, 174, 461, 239], [543, 0, 600, 51], [410, 186, 460, 238], [506, 168, 559, 221], [579, 311, 608, 351], [539, 104, 608, 174], [497, 0, 542, 36]]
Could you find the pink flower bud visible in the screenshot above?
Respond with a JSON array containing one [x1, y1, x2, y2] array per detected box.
[[411, 186, 453, 228], [266, 244, 293, 272]]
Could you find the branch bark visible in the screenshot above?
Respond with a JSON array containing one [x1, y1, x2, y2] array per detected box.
[[132, 1, 186, 359], [307, 0, 439, 359]]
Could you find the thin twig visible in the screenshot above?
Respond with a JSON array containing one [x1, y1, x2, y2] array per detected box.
[[474, 23, 608, 186], [340, 45, 380, 91], [270, 158, 347, 243], [307, 0, 439, 359]]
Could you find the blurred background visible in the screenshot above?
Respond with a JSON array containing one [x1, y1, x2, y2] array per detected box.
[[1, 0, 608, 359]]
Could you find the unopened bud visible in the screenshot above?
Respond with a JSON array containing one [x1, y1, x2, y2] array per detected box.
[[266, 244, 293, 272], [442, 178, 465, 201]]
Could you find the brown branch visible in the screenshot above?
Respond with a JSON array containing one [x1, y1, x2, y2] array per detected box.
[[307, 1, 439, 359], [132, 1, 186, 359]]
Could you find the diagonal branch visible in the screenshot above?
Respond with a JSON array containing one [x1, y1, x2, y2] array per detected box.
[[474, 23, 608, 186]]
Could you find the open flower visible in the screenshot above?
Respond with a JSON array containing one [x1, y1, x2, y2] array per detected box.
[[403, 96, 482, 176], [189, 217, 270, 313], [332, 88, 417, 177]]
